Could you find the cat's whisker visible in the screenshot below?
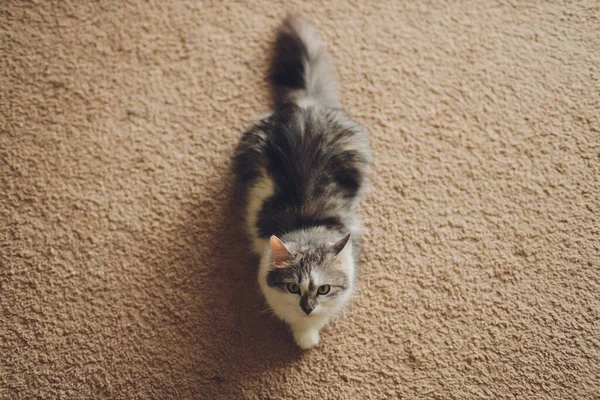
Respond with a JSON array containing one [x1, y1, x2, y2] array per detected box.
[[258, 307, 275, 316]]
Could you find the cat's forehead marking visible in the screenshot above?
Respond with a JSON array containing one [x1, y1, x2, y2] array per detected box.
[[310, 269, 323, 286], [299, 274, 310, 292], [296, 248, 329, 268]]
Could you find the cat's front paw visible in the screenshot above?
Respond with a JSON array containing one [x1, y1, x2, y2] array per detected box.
[[293, 329, 320, 349]]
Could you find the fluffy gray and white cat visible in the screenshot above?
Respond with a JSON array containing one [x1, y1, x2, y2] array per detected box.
[[233, 15, 371, 349]]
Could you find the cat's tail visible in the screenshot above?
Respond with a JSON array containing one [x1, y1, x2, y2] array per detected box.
[[268, 14, 340, 108]]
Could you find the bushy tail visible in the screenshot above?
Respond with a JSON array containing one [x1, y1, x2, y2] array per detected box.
[[268, 14, 340, 108]]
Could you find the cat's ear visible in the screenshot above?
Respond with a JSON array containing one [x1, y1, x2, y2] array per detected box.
[[270, 235, 291, 265], [332, 233, 351, 256]]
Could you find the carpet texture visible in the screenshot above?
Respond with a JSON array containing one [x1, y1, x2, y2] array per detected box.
[[1, 1, 599, 398]]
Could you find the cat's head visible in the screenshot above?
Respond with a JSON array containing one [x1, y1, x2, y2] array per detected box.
[[263, 233, 353, 319]]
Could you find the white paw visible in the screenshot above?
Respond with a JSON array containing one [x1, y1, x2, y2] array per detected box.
[[293, 329, 320, 349]]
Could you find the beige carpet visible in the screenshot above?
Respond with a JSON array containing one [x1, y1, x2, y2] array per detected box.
[[2, 0, 599, 398]]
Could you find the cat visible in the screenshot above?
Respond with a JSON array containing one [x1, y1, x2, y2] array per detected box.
[[233, 14, 371, 349]]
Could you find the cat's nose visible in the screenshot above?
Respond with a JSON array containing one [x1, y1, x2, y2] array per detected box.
[[302, 306, 313, 315]]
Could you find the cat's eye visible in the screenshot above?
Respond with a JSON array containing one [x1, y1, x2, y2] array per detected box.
[[287, 283, 300, 294], [317, 285, 331, 295]]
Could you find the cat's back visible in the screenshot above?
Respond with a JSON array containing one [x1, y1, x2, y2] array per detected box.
[[234, 104, 370, 252], [235, 104, 370, 199]]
